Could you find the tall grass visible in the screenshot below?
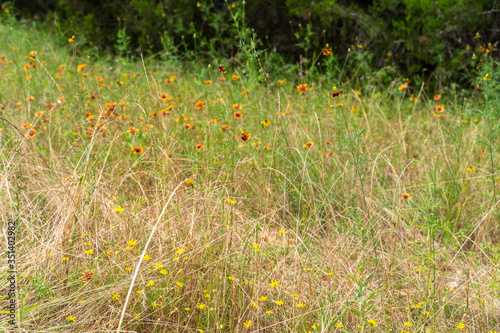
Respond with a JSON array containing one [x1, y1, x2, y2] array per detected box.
[[0, 20, 499, 333]]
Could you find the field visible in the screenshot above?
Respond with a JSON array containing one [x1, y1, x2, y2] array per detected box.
[[1, 21, 500, 332]]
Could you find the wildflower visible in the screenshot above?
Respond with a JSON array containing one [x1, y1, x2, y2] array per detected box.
[[227, 276, 234, 280], [159, 269, 167, 275], [258, 296, 268, 301], [203, 80, 212, 86], [67, 316, 76, 322], [410, 97, 417, 102], [225, 199, 236, 204], [128, 127, 139, 135], [127, 240, 137, 247], [474, 32, 481, 39], [262, 119, 271, 127], [185, 179, 194, 186], [25, 129, 36, 139], [326, 152, 335, 158], [367, 319, 378, 327], [151, 301, 158, 308], [265, 310, 273, 314], [84, 249, 94, 255], [68, 35, 75, 43], [113, 206, 125, 213], [147, 280, 155, 287], [197, 303, 206, 309], [486, 43, 493, 52], [243, 320, 252, 328], [483, 74, 490, 81], [297, 302, 305, 308], [252, 243, 259, 252], [221, 124, 229, 131], [278, 79, 286, 85], [268, 280, 281, 287], [402, 193, 412, 199], [323, 44, 333, 56], [297, 84, 308, 93], [335, 322, 343, 328], [325, 140, 332, 145], [332, 87, 341, 98], [81, 270, 94, 280], [398, 84, 408, 91], [234, 111, 243, 119], [241, 132, 251, 142], [195, 101, 205, 110], [112, 293, 120, 300], [232, 103, 242, 110], [218, 64, 227, 73], [466, 167, 476, 173], [435, 104, 445, 113], [195, 144, 204, 151], [457, 322, 465, 330], [231, 75, 239, 80], [132, 146, 144, 154], [303, 141, 314, 148], [136, 290, 143, 295], [434, 94, 441, 101], [196, 2, 201, 7], [77, 64, 86, 72], [278, 229, 287, 234], [404, 322, 413, 327]]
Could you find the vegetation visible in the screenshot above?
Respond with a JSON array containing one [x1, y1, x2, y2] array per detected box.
[[8, 0, 500, 87], [1, 4, 500, 332]]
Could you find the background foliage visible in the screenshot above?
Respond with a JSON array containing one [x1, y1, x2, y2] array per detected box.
[[5, 0, 500, 83]]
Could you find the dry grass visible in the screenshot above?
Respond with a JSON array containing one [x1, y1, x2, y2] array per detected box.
[[0, 22, 499, 333]]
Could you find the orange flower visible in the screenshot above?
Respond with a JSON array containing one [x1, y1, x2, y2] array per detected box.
[[195, 144, 204, 151], [25, 129, 36, 139], [77, 64, 86, 72], [303, 141, 314, 148], [398, 84, 408, 91], [81, 270, 94, 280], [160, 110, 171, 116], [433, 94, 441, 101], [231, 75, 240, 80], [218, 65, 227, 74], [402, 193, 412, 199], [85, 112, 94, 120], [132, 146, 144, 154], [22, 123, 31, 129], [234, 111, 242, 120], [331, 91, 341, 98], [323, 44, 333, 56], [326, 152, 335, 157], [232, 104, 242, 110], [27, 96, 34, 102], [241, 132, 251, 142], [221, 124, 229, 131], [297, 84, 308, 93], [195, 101, 205, 110], [324, 140, 332, 145], [203, 80, 212, 86], [409, 97, 417, 102], [128, 127, 139, 135], [435, 104, 445, 114]]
